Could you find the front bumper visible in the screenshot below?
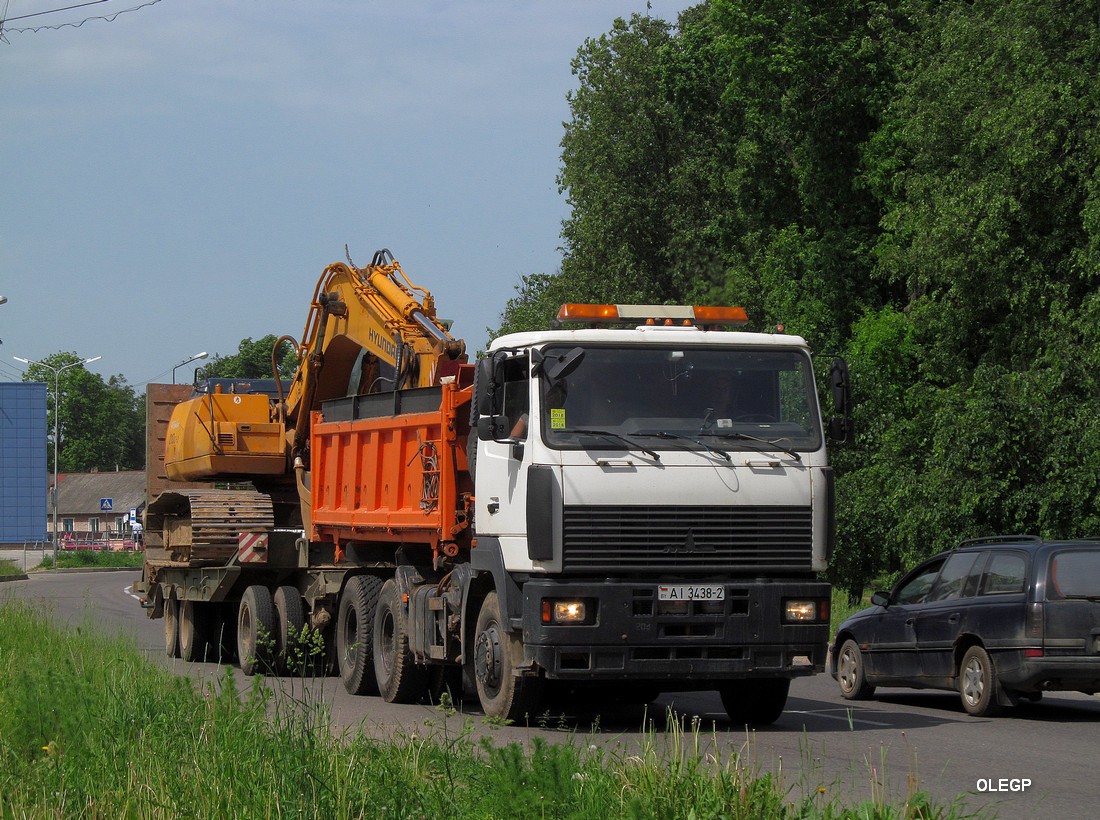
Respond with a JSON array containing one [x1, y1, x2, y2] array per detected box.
[[519, 578, 829, 683]]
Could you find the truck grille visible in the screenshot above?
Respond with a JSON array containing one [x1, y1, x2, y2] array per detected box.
[[561, 505, 812, 574]]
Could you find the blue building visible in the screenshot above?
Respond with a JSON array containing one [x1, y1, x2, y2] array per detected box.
[[0, 382, 48, 545]]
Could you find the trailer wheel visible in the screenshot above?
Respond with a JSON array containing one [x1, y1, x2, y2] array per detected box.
[[238, 585, 276, 676], [473, 591, 542, 721], [164, 593, 180, 658], [178, 600, 208, 663], [373, 579, 429, 703], [719, 678, 790, 727], [273, 586, 306, 675], [337, 575, 383, 695]]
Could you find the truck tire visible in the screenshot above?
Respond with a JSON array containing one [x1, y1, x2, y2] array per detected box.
[[273, 585, 306, 675], [337, 575, 383, 695], [238, 585, 276, 676], [164, 593, 180, 658], [473, 591, 542, 722], [719, 678, 790, 727], [374, 579, 429, 703], [178, 600, 208, 663]]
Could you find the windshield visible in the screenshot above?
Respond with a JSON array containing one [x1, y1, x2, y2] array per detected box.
[[540, 345, 822, 453]]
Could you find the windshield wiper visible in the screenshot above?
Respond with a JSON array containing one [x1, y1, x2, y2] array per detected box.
[[569, 429, 661, 461], [709, 431, 802, 462], [635, 430, 731, 462]]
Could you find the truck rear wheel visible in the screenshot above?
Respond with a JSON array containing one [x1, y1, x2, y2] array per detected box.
[[238, 585, 276, 676], [338, 575, 383, 695], [719, 678, 790, 727], [164, 594, 180, 658], [274, 586, 306, 675], [178, 600, 208, 663], [374, 579, 429, 703], [473, 591, 542, 722]]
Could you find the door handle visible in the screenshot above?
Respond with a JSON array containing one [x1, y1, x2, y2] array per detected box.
[[905, 618, 915, 626]]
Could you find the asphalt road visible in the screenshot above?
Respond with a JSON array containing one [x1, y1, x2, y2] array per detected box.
[[4, 570, 1098, 819]]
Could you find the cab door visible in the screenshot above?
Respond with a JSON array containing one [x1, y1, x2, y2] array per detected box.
[[473, 354, 532, 539]]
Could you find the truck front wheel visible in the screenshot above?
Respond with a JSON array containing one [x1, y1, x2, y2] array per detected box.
[[338, 575, 383, 695], [473, 591, 542, 722], [238, 585, 276, 675], [719, 678, 790, 727], [374, 579, 429, 703]]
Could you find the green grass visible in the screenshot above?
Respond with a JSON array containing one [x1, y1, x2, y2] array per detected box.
[[0, 559, 23, 578], [0, 599, 975, 819], [37, 548, 145, 570]]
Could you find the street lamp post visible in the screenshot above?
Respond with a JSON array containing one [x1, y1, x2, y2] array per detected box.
[[13, 354, 102, 565], [172, 351, 208, 384]]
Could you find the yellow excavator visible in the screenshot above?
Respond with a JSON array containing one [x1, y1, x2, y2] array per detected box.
[[146, 249, 466, 561]]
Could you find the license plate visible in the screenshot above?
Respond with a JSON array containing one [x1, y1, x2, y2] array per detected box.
[[658, 584, 725, 601]]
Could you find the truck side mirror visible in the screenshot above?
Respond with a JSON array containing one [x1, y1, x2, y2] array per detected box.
[[541, 347, 585, 384], [477, 415, 509, 441], [828, 358, 854, 444], [474, 356, 501, 418]]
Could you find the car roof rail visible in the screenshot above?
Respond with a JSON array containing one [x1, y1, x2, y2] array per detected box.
[[956, 534, 1042, 549]]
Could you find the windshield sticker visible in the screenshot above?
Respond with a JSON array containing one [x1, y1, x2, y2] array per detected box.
[[550, 408, 566, 429]]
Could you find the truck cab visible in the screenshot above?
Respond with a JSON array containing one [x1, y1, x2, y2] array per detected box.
[[467, 304, 846, 723]]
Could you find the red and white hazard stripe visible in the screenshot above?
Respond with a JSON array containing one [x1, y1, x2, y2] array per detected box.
[[238, 532, 269, 563]]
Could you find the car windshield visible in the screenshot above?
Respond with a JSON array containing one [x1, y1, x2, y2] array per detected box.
[[540, 344, 821, 453], [1048, 549, 1100, 599]]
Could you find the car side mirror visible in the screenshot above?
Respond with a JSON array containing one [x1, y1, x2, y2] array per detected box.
[[871, 591, 889, 608]]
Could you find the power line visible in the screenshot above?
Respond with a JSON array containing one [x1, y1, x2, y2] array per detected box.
[[1, 0, 163, 39]]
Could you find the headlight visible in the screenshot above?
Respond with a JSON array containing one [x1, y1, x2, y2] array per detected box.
[[783, 599, 829, 623], [541, 599, 591, 624]]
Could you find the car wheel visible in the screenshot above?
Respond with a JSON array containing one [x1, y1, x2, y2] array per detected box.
[[836, 639, 875, 700], [959, 645, 1002, 717]]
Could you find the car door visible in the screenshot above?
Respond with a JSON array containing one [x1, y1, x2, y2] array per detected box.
[[865, 557, 945, 683], [915, 551, 985, 682]]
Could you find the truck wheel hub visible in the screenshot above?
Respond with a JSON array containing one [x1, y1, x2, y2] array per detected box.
[[475, 626, 503, 689]]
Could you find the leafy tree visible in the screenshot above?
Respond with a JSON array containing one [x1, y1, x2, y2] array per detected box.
[[199, 335, 299, 382], [19, 354, 144, 472]]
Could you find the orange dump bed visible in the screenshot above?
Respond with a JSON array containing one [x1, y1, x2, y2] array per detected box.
[[310, 375, 474, 558]]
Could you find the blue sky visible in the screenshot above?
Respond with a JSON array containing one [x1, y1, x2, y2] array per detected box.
[[1, 0, 695, 387]]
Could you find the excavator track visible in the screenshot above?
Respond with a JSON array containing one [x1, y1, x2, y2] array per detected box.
[[145, 489, 274, 564]]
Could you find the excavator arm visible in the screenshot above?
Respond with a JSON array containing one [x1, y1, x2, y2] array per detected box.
[[279, 249, 465, 460]]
